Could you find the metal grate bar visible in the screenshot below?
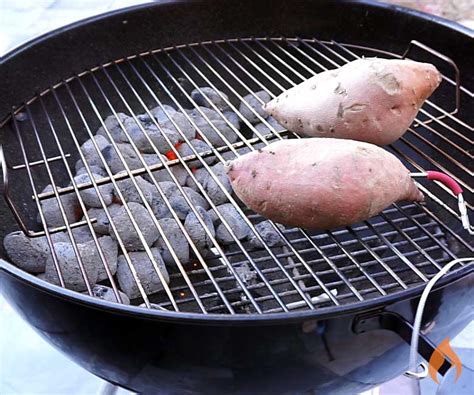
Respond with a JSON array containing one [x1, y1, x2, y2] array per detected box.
[[1, 37, 471, 315], [40, 93, 124, 302], [200, 41, 438, 289], [61, 81, 177, 309], [136, 52, 322, 309], [130, 58, 303, 312]]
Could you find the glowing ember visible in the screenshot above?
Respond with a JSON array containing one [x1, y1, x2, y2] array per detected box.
[[164, 142, 183, 161]]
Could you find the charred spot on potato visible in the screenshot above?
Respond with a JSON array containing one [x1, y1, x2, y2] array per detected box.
[[345, 103, 367, 112], [269, 150, 276, 155], [329, 127, 335, 133], [337, 103, 344, 118], [257, 148, 262, 153], [334, 82, 346, 95], [390, 106, 401, 116], [251, 169, 257, 178], [311, 162, 318, 167], [311, 84, 317, 90], [317, 124, 323, 132], [378, 73, 401, 95]]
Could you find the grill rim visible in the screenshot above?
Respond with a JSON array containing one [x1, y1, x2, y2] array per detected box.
[[2, 259, 472, 324]]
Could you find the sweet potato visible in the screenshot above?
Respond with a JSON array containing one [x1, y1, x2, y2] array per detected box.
[[226, 138, 423, 230], [263, 58, 441, 145]]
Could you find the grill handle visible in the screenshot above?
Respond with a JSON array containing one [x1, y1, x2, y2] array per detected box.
[[353, 311, 452, 377], [410, 171, 472, 235]]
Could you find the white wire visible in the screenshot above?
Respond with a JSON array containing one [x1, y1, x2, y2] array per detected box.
[[408, 257, 474, 373]]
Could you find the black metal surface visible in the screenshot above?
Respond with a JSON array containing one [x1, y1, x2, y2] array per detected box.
[[1, 0, 473, 120], [1, 262, 472, 394]]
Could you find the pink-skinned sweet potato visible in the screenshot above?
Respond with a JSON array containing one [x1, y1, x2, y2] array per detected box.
[[226, 138, 423, 230], [263, 58, 441, 145]]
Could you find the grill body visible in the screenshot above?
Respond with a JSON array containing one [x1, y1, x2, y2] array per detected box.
[[2, 265, 472, 394], [0, 0, 473, 393]]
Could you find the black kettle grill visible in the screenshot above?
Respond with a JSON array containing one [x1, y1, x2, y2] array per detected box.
[[0, 1, 472, 394]]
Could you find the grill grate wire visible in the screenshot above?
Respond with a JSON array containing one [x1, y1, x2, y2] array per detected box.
[[1, 37, 472, 314]]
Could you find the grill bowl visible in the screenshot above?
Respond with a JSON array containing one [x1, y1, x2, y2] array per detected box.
[[0, 1, 473, 393]]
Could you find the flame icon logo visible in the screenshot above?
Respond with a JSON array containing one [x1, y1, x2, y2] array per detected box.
[[428, 337, 462, 384]]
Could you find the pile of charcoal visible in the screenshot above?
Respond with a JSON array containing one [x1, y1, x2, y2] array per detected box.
[[3, 87, 286, 306]]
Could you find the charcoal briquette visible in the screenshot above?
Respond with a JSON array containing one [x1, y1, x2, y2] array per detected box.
[[116, 248, 169, 299], [44, 242, 99, 291], [109, 202, 159, 251], [153, 218, 190, 266], [239, 91, 271, 124]]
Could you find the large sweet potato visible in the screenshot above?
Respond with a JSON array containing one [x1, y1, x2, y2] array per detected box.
[[226, 138, 423, 229], [263, 58, 441, 145]]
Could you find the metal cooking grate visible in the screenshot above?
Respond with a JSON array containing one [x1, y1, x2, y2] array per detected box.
[[0, 37, 472, 314]]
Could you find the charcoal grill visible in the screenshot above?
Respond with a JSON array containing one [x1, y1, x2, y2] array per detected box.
[[0, 1, 472, 394]]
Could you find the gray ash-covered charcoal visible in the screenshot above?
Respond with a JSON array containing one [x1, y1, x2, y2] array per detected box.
[[211, 203, 251, 245], [235, 262, 257, 286], [3, 231, 50, 273], [248, 220, 286, 249], [184, 206, 215, 252], [204, 163, 232, 205], [109, 202, 159, 250], [115, 174, 157, 206], [194, 117, 238, 146], [252, 116, 285, 136], [154, 218, 190, 266], [150, 181, 180, 220], [116, 248, 169, 299], [267, 116, 285, 132], [158, 181, 178, 198], [185, 167, 210, 192], [150, 104, 177, 124], [74, 173, 113, 208], [75, 165, 107, 177], [124, 117, 180, 154], [44, 242, 99, 291], [177, 139, 215, 167], [79, 235, 118, 281], [96, 113, 130, 142], [88, 285, 130, 305], [143, 154, 188, 186], [79, 135, 110, 168], [222, 146, 252, 162], [223, 110, 240, 130], [191, 87, 230, 111], [159, 111, 196, 140], [239, 91, 271, 124], [186, 106, 221, 121], [185, 163, 231, 205], [169, 187, 210, 220], [71, 225, 94, 244], [102, 143, 142, 174], [84, 204, 122, 235], [151, 196, 172, 220], [38, 184, 80, 227]]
